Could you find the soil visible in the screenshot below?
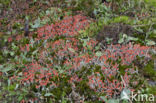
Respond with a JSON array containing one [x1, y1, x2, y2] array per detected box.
[[96, 23, 142, 44]]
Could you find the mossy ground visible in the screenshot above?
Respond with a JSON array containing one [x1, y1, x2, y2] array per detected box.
[[0, 0, 156, 102]]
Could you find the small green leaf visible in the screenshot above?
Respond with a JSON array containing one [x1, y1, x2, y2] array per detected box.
[[118, 38, 124, 43], [42, 68, 49, 71], [4, 49, 9, 55], [1, 65, 12, 72], [127, 36, 138, 41], [0, 65, 4, 69], [107, 99, 119, 103], [8, 79, 11, 86], [123, 34, 128, 39], [10, 51, 15, 56], [10, 91, 17, 95], [146, 40, 156, 46], [44, 93, 54, 97], [32, 17, 40, 28], [18, 95, 23, 101], [8, 84, 16, 91], [106, 37, 113, 44], [46, 10, 50, 15], [95, 51, 103, 57], [32, 50, 38, 55], [62, 99, 67, 103], [83, 41, 87, 47], [100, 96, 107, 102], [15, 84, 19, 90], [68, 48, 75, 53], [18, 72, 23, 76]]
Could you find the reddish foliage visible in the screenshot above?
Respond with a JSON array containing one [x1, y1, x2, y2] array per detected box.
[[37, 14, 91, 40], [8, 37, 12, 42], [17, 38, 151, 99], [20, 62, 58, 88], [7, 15, 152, 101]]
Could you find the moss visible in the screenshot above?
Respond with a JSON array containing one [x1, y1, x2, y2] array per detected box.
[[51, 76, 72, 101], [0, 0, 11, 7], [146, 85, 156, 95], [76, 66, 91, 78], [119, 65, 132, 75], [93, 65, 101, 73], [76, 80, 98, 102], [112, 16, 131, 24], [142, 55, 156, 80], [144, 0, 156, 7]]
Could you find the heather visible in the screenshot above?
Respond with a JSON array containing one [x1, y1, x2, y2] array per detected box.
[[0, 0, 156, 103]]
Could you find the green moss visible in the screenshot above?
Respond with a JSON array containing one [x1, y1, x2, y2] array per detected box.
[[51, 76, 71, 101], [146, 85, 156, 95], [78, 22, 99, 38], [144, 0, 156, 7], [143, 56, 156, 80], [119, 65, 132, 75], [76, 66, 91, 78], [112, 16, 131, 24], [93, 65, 101, 73], [0, 0, 11, 6]]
